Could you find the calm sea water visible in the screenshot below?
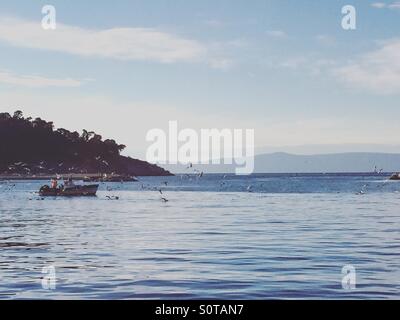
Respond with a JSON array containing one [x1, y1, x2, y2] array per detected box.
[[0, 173, 399, 299]]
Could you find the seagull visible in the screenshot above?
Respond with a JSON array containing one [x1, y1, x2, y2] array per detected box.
[[102, 160, 109, 167], [186, 163, 193, 169], [106, 195, 119, 200], [158, 189, 163, 194], [161, 197, 169, 202]]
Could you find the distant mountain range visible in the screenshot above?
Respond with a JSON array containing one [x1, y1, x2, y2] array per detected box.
[[255, 144, 400, 155], [161, 152, 400, 174]]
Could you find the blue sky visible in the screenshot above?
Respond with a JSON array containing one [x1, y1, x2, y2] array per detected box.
[[0, 0, 400, 158]]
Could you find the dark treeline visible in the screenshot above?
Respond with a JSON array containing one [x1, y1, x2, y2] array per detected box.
[[0, 111, 171, 176]]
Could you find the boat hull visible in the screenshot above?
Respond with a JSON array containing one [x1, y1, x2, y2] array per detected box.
[[389, 173, 400, 181], [39, 184, 99, 197]]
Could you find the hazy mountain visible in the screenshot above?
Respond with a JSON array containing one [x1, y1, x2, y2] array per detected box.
[[252, 152, 400, 173], [255, 144, 400, 155]]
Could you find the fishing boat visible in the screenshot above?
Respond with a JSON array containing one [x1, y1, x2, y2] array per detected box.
[[389, 173, 400, 180], [39, 184, 99, 197]]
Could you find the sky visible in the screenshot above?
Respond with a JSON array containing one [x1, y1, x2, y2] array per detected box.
[[0, 0, 400, 160]]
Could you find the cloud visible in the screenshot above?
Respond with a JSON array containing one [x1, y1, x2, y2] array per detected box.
[[266, 30, 287, 38], [371, 2, 387, 8], [278, 57, 308, 69], [309, 59, 337, 76], [371, 1, 400, 9], [388, 1, 400, 8], [315, 35, 336, 46], [226, 39, 248, 48], [208, 58, 234, 70], [333, 39, 400, 94], [0, 70, 84, 88], [203, 19, 225, 28], [0, 17, 207, 64]]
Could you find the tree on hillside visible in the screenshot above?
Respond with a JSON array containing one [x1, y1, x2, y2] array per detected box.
[[0, 110, 171, 176]]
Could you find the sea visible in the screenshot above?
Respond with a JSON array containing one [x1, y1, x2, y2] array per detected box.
[[0, 173, 399, 299]]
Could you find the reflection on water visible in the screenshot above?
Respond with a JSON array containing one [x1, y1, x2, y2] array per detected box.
[[0, 174, 399, 299]]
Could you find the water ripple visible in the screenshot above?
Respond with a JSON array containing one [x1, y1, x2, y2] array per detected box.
[[0, 175, 399, 299]]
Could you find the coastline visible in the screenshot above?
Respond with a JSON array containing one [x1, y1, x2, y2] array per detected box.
[[0, 173, 136, 181]]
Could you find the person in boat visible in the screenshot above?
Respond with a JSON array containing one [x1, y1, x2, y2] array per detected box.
[[50, 178, 58, 189]]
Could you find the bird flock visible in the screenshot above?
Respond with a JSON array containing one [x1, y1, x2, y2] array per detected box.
[[1, 163, 398, 202]]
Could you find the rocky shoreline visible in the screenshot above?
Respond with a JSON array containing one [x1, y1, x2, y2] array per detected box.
[[0, 173, 137, 181]]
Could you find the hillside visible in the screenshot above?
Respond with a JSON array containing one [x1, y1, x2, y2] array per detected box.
[[0, 111, 171, 176]]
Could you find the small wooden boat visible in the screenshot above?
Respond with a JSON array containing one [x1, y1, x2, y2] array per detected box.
[[389, 173, 400, 181], [39, 184, 99, 196]]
